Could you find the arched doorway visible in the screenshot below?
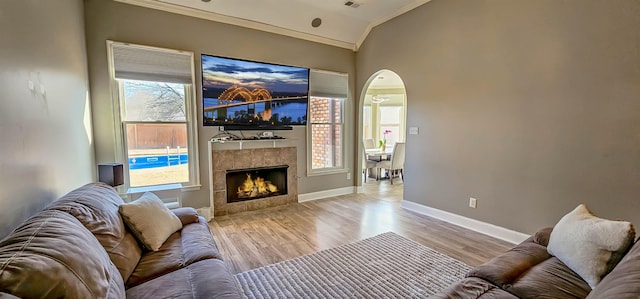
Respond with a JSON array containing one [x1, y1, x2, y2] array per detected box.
[[359, 70, 407, 187]]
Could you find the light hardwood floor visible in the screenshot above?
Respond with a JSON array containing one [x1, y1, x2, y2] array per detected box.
[[208, 180, 515, 274]]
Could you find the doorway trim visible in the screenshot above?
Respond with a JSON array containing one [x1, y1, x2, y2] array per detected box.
[[357, 69, 407, 191]]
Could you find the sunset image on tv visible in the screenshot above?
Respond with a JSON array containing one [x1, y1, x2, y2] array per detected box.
[[201, 54, 309, 127]]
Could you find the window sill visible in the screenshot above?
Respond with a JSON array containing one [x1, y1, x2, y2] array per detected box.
[[125, 184, 181, 204], [127, 183, 183, 194], [181, 184, 201, 192], [307, 169, 349, 177], [125, 183, 201, 194]]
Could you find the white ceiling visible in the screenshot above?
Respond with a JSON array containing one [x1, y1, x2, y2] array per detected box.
[[116, 0, 430, 50]]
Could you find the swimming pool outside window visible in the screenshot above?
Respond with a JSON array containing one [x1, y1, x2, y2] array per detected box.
[[122, 81, 190, 187]]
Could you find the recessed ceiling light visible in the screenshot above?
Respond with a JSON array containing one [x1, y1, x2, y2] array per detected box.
[[344, 1, 360, 8], [311, 18, 322, 28], [378, 76, 384, 80], [201, 0, 211, 2]]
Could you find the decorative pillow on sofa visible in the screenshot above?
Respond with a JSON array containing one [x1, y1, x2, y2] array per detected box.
[[119, 192, 183, 251], [547, 204, 635, 288]]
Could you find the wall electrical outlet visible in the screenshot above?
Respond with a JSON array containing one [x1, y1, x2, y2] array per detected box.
[[346, 173, 351, 180], [469, 197, 477, 208]]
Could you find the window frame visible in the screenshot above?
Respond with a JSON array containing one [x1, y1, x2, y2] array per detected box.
[[377, 105, 404, 145], [307, 96, 346, 175], [306, 69, 349, 176], [106, 41, 200, 192]]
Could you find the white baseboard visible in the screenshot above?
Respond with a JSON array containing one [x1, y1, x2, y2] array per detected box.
[[401, 200, 530, 244], [196, 207, 212, 221], [298, 186, 356, 202], [199, 187, 355, 220]]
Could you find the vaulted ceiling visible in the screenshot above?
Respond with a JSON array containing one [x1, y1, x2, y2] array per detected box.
[[115, 0, 430, 50]]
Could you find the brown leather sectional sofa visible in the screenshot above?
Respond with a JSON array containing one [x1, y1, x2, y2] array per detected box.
[[0, 183, 241, 298], [432, 227, 640, 298]]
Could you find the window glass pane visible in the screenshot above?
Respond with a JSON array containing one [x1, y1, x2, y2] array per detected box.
[[380, 125, 400, 145], [310, 97, 331, 123], [126, 123, 189, 187], [310, 96, 343, 171], [123, 80, 186, 121], [333, 124, 342, 168], [332, 100, 342, 123], [379, 106, 402, 124], [379, 105, 403, 145], [122, 79, 190, 188], [363, 106, 372, 140], [311, 124, 341, 169]]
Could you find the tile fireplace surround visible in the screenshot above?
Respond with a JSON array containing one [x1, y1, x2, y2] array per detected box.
[[211, 146, 297, 216]]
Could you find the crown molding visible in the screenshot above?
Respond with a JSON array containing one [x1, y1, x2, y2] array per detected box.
[[114, 0, 356, 50], [355, 0, 431, 50]]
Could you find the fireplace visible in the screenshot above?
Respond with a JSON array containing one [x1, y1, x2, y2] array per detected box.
[[211, 146, 297, 216], [226, 165, 288, 203]]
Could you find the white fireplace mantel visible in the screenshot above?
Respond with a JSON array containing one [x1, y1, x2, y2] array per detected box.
[[209, 138, 297, 150]]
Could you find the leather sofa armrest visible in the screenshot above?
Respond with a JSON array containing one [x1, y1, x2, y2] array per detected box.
[[172, 207, 199, 225], [430, 277, 519, 299], [467, 235, 551, 288], [532, 227, 553, 247]]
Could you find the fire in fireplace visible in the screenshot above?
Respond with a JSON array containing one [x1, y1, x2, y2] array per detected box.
[[226, 165, 288, 203]]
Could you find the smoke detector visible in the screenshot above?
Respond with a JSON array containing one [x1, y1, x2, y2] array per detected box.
[[344, 1, 360, 8]]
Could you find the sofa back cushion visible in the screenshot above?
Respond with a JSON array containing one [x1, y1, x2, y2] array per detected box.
[[468, 235, 551, 288], [505, 257, 591, 299], [46, 182, 142, 282], [585, 238, 640, 298], [0, 210, 125, 298]]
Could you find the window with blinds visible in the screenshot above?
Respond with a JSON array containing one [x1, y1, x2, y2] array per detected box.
[[107, 41, 199, 190], [308, 70, 348, 174]]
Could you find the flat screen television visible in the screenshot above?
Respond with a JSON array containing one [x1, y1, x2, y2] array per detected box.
[[201, 54, 309, 130]]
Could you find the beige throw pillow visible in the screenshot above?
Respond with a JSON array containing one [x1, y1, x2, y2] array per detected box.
[[119, 192, 183, 251], [547, 204, 635, 288]]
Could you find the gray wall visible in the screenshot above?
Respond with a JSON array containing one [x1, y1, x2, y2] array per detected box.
[[0, 0, 94, 238], [357, 0, 640, 234], [84, 0, 356, 209]]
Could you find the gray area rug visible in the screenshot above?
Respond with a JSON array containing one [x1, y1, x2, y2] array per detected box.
[[233, 232, 470, 298]]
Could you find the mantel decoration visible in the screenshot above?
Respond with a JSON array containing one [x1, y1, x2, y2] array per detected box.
[[379, 129, 391, 151]]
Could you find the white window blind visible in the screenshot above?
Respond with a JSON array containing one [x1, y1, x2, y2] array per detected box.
[[309, 69, 348, 99], [111, 42, 193, 84]]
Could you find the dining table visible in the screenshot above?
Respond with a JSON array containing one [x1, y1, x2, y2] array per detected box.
[[364, 148, 394, 179], [365, 147, 394, 161]]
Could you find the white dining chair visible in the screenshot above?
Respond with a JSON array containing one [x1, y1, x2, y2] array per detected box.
[[363, 138, 376, 150], [362, 144, 378, 182], [376, 142, 405, 184]]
